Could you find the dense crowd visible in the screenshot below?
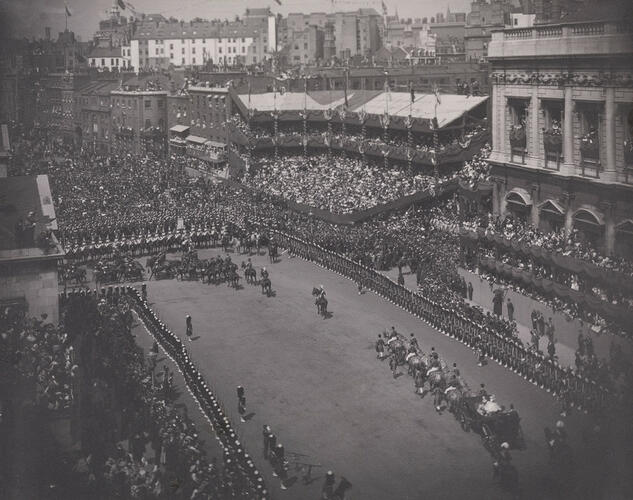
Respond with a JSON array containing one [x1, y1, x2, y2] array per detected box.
[[59, 292, 265, 499], [227, 113, 487, 161], [466, 216, 633, 278], [7, 132, 632, 379], [245, 152, 450, 213], [0, 311, 76, 411]]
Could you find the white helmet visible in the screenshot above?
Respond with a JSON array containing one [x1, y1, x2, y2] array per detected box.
[[500, 442, 510, 449]]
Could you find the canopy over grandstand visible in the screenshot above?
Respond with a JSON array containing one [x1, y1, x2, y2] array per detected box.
[[236, 90, 488, 129]]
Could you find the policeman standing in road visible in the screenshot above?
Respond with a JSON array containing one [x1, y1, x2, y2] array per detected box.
[[186, 314, 193, 341], [237, 386, 246, 423]]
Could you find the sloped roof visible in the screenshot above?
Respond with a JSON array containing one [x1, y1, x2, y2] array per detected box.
[[238, 90, 488, 128]]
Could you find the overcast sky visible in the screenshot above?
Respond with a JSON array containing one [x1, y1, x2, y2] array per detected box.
[[1, 0, 474, 40]]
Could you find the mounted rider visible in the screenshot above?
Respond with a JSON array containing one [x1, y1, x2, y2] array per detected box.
[[261, 267, 270, 280]]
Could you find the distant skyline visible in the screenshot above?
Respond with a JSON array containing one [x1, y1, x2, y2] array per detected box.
[[0, 0, 474, 40]]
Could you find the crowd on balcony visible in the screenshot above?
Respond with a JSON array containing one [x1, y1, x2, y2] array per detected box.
[[227, 113, 488, 160], [244, 152, 451, 213], [466, 216, 633, 277]]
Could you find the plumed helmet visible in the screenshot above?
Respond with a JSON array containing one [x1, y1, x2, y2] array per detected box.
[[556, 420, 565, 429]]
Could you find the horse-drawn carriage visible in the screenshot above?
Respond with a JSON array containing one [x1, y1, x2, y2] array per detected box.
[[147, 252, 178, 280], [455, 395, 525, 451], [59, 262, 87, 285], [95, 254, 144, 284]]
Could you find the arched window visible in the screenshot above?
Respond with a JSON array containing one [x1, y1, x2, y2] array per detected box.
[[539, 199, 564, 233], [505, 189, 532, 223], [573, 208, 604, 247]]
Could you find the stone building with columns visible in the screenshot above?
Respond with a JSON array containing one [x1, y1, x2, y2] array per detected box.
[[487, 9, 633, 257]]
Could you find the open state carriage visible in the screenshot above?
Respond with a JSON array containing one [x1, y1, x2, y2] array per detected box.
[[454, 395, 526, 452]]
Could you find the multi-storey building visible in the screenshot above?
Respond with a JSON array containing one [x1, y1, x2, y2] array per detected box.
[[36, 71, 90, 142], [88, 46, 128, 71], [0, 40, 35, 125], [168, 85, 230, 170], [287, 9, 383, 61], [111, 85, 168, 156], [465, 0, 524, 62], [130, 16, 274, 72], [75, 80, 120, 153], [487, 4, 633, 256], [288, 26, 324, 65]]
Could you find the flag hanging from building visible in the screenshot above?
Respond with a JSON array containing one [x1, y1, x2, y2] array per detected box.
[[64, 2, 72, 16], [117, 0, 127, 10]]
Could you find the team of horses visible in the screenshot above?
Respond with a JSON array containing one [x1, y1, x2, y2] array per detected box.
[[94, 255, 144, 284], [383, 333, 524, 495]]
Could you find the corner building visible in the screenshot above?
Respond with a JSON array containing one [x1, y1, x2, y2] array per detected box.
[[487, 7, 633, 257]]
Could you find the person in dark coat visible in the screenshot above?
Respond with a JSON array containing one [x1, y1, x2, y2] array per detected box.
[[492, 289, 504, 317], [467, 281, 474, 301], [506, 298, 515, 322]]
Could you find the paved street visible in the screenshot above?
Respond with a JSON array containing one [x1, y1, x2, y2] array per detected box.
[[133, 248, 628, 500]]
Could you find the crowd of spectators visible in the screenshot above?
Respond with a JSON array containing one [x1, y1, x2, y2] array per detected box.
[[0, 308, 76, 411], [469, 216, 633, 278], [60, 293, 263, 499], [7, 130, 632, 364], [245, 152, 450, 213], [458, 144, 492, 187]]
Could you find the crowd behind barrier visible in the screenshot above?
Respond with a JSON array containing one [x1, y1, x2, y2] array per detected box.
[[245, 152, 452, 214], [268, 231, 615, 414], [58, 288, 268, 499], [7, 132, 630, 398]]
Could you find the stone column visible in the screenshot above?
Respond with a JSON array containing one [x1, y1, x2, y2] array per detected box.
[[604, 87, 616, 181], [530, 85, 540, 167], [492, 84, 499, 154], [563, 85, 574, 174]]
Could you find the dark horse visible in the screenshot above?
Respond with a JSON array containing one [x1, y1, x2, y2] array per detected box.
[[261, 277, 272, 296], [312, 287, 328, 317], [268, 243, 279, 263]]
